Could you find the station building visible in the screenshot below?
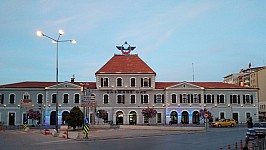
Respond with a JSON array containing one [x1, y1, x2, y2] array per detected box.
[[0, 44, 259, 127]]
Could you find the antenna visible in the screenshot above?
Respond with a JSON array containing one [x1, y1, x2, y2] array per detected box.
[[192, 63, 194, 82]]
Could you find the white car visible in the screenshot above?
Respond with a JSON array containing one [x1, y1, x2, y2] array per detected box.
[[253, 122, 266, 136]]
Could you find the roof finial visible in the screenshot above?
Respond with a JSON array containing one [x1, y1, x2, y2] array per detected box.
[[116, 41, 136, 55]]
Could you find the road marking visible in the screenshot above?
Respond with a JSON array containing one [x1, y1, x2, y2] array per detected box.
[[32, 139, 73, 145]]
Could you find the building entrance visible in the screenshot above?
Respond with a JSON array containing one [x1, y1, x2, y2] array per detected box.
[[116, 111, 124, 125]]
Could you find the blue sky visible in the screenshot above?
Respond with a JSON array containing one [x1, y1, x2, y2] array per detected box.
[[1, 1, 266, 85]]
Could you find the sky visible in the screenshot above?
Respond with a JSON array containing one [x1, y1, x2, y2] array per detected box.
[[0, 0, 266, 85]]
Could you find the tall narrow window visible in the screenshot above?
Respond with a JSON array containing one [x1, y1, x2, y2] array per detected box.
[[23, 93, 29, 100], [130, 95, 136, 104], [0, 94, 4, 104], [171, 94, 177, 103], [74, 94, 79, 103], [141, 94, 149, 104], [103, 94, 109, 104], [63, 94, 69, 104], [157, 113, 162, 123], [193, 94, 198, 103], [9, 94, 15, 104], [117, 78, 122, 87], [37, 94, 43, 104], [52, 94, 56, 104], [117, 95, 125, 104], [141, 78, 150, 87], [130, 78, 136, 87], [101, 77, 109, 87]]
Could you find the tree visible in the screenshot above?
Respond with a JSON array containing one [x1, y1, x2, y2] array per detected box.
[[96, 109, 108, 124], [65, 106, 83, 130], [27, 109, 40, 126], [142, 107, 157, 125]]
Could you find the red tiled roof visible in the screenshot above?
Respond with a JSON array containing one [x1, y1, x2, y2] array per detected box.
[[0, 81, 96, 89], [155, 82, 253, 89], [95, 54, 156, 74]]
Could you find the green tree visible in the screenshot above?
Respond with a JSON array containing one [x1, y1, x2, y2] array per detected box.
[[96, 109, 108, 124], [142, 107, 157, 125], [65, 106, 83, 130]]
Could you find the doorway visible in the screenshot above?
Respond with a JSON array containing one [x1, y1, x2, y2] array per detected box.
[[181, 111, 189, 124], [170, 111, 178, 125], [129, 111, 137, 125], [116, 111, 123, 125], [9, 113, 15, 125], [50, 111, 56, 125]]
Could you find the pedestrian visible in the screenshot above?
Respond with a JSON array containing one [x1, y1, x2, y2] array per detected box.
[[245, 121, 255, 150]]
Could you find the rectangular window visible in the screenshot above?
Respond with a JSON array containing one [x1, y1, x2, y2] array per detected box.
[[52, 94, 56, 104], [103, 78, 108, 87], [171, 94, 177, 103], [130, 78, 136, 87], [193, 94, 198, 103], [130, 95, 136, 104], [37, 94, 43, 104], [206, 95, 212, 103], [74, 94, 79, 103], [0, 94, 4, 104], [63, 94, 69, 103], [220, 112, 225, 119], [246, 112, 251, 119], [117, 95, 125, 104], [243, 95, 253, 104], [217, 95, 225, 104], [104, 95, 109, 104], [117, 78, 122, 87], [157, 113, 162, 123], [141, 95, 149, 104], [23, 94, 29, 100], [10, 94, 15, 104], [156, 94, 162, 103], [182, 94, 188, 103], [230, 95, 239, 104], [141, 78, 151, 87]]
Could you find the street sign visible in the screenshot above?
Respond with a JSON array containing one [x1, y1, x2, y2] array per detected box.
[[84, 118, 89, 125], [81, 95, 96, 107], [204, 113, 209, 118]]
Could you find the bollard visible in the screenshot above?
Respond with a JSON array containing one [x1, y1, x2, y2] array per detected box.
[[240, 140, 243, 150], [228, 144, 230, 150], [235, 142, 238, 150]]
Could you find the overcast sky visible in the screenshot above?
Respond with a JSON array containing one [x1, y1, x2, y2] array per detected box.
[[1, 0, 266, 85]]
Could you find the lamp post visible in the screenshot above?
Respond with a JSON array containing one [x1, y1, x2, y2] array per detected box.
[[37, 30, 76, 132]]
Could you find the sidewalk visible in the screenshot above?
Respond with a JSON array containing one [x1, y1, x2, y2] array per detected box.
[[20, 125, 205, 140]]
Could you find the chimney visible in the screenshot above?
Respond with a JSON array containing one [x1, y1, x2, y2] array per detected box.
[[71, 74, 75, 83]]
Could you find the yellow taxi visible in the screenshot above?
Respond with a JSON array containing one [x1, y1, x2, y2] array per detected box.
[[211, 119, 237, 127]]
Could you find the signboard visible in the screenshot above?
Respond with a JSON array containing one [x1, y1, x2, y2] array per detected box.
[[81, 95, 96, 107], [20, 99, 33, 108]]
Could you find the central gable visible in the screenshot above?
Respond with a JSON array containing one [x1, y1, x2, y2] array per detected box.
[[166, 82, 204, 90], [46, 82, 81, 90]]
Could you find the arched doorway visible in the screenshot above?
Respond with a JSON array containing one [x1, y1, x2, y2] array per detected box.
[[50, 111, 56, 125], [116, 111, 124, 125], [62, 111, 70, 125], [181, 111, 189, 124], [129, 111, 137, 125], [170, 111, 178, 125], [192, 111, 200, 124]]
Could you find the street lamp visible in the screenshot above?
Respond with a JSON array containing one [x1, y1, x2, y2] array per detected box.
[[37, 29, 76, 132]]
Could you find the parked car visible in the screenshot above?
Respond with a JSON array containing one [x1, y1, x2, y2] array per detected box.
[[253, 122, 266, 136], [211, 119, 237, 127]]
